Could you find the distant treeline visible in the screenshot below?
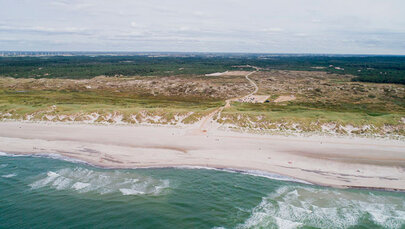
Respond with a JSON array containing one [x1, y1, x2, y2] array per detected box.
[[0, 55, 404, 84]]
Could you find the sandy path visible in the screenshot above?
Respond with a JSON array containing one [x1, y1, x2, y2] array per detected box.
[[0, 121, 404, 191], [196, 71, 257, 132], [244, 71, 259, 96]]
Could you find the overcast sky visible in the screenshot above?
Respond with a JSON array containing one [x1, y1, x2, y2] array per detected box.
[[1, 0, 405, 54]]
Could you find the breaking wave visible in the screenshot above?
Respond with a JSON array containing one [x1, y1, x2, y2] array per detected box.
[[237, 186, 405, 229], [0, 152, 25, 157], [174, 166, 309, 184], [29, 167, 170, 196], [1, 173, 17, 178]]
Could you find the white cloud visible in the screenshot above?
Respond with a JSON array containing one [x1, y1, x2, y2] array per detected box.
[[0, 25, 90, 35], [130, 22, 139, 28], [261, 28, 284, 32], [294, 33, 308, 37]]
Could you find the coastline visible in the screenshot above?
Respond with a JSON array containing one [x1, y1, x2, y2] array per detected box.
[[0, 121, 404, 191], [0, 151, 310, 185]]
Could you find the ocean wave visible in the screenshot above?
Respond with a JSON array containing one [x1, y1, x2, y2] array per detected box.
[[236, 186, 405, 229], [29, 167, 170, 196], [174, 166, 309, 184], [2, 151, 309, 186], [234, 169, 311, 184], [0, 152, 25, 157], [1, 173, 17, 178], [33, 153, 88, 165], [0, 151, 90, 165]]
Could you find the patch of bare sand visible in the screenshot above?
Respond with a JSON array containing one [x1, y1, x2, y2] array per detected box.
[[205, 71, 251, 77], [222, 71, 252, 76], [237, 95, 270, 103]]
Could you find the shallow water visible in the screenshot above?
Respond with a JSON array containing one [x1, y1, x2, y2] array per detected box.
[[0, 154, 404, 229]]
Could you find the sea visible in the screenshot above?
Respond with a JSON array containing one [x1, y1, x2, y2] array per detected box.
[[1, 153, 404, 229]]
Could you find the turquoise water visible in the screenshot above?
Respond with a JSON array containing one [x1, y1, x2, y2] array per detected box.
[[0, 153, 404, 229]]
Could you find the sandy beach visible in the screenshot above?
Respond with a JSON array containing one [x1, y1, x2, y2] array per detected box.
[[0, 121, 404, 191]]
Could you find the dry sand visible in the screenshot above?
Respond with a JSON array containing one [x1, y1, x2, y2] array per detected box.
[[274, 95, 296, 103], [237, 95, 270, 103], [0, 121, 404, 191], [205, 71, 251, 77], [236, 71, 270, 103]]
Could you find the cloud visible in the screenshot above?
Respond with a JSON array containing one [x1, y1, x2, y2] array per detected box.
[[130, 22, 139, 28], [261, 28, 284, 32], [50, 0, 95, 11], [0, 0, 405, 54], [0, 25, 91, 35], [293, 33, 308, 37], [193, 11, 206, 16]]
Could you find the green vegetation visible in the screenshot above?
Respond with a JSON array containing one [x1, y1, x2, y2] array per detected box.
[[0, 56, 239, 79], [219, 101, 404, 135], [253, 56, 405, 84], [0, 89, 222, 124], [0, 89, 222, 109], [0, 54, 404, 136], [1, 55, 404, 84]]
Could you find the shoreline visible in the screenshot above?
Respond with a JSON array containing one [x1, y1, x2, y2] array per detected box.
[[0, 151, 310, 184], [2, 151, 405, 193], [0, 121, 404, 191]]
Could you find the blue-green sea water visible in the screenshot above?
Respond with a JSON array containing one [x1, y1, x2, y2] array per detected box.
[[1, 153, 404, 229]]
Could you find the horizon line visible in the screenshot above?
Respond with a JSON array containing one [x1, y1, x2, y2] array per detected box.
[[1, 50, 405, 57]]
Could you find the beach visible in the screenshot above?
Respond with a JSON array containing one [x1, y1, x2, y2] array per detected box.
[[0, 121, 404, 191]]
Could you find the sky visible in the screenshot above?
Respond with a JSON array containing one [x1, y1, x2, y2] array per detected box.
[[1, 0, 405, 54]]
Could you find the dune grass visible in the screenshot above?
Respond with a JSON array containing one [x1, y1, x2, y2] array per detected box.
[[0, 89, 222, 123], [218, 101, 404, 135]]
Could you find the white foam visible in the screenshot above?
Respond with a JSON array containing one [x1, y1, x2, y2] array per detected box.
[[174, 165, 224, 171], [0, 152, 89, 167], [0, 152, 32, 157], [237, 169, 311, 184], [174, 166, 310, 184], [30, 167, 170, 196], [30, 171, 60, 189], [236, 186, 405, 229], [34, 153, 88, 164], [119, 188, 145, 195], [275, 217, 303, 229], [1, 173, 17, 178], [72, 182, 90, 190], [47, 171, 60, 178], [53, 176, 72, 190]]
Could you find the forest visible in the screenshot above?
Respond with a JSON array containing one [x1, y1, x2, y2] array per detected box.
[[0, 54, 404, 84]]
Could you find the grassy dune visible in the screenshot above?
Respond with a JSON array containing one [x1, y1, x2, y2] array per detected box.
[[219, 101, 404, 136], [1, 68, 404, 137], [0, 89, 222, 124]]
